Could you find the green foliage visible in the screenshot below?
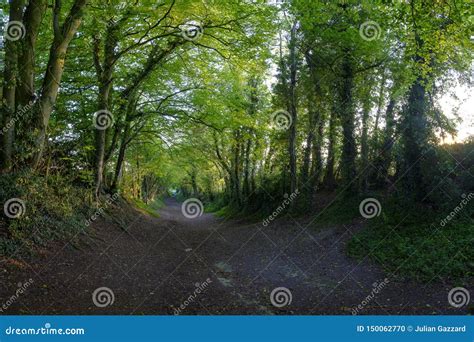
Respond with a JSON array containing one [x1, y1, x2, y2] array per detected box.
[[0, 0, 472, 289], [0, 174, 92, 256], [348, 198, 473, 282], [130, 197, 164, 218]]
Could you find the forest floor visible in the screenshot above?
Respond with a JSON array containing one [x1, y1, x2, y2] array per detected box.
[[0, 198, 467, 315]]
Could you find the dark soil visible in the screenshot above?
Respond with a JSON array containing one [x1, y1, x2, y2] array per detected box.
[[0, 198, 469, 315]]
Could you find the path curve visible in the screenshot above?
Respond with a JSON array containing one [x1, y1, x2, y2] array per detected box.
[[0, 198, 465, 314]]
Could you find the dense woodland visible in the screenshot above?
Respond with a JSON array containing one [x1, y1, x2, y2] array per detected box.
[[0, 0, 473, 281]]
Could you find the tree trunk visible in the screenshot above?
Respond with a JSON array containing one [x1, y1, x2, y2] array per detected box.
[[30, 0, 89, 169], [93, 21, 118, 198], [243, 138, 251, 198], [301, 125, 313, 188], [111, 125, 129, 191], [359, 97, 371, 193], [338, 53, 356, 192], [402, 78, 427, 199], [288, 22, 298, 197], [375, 98, 396, 186], [0, 0, 24, 172], [231, 130, 241, 206], [17, 0, 46, 106], [309, 112, 324, 194], [323, 107, 337, 189]]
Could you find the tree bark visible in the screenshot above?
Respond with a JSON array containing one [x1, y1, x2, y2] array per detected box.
[[323, 107, 337, 189], [402, 78, 427, 199], [287, 22, 298, 197], [375, 98, 396, 186], [93, 20, 118, 198], [17, 0, 46, 106], [309, 112, 324, 193], [0, 0, 25, 172], [30, 0, 89, 169], [338, 53, 356, 192], [359, 97, 371, 193]]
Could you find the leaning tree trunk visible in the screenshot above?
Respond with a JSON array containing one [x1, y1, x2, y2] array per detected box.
[[17, 0, 46, 106], [30, 0, 89, 169]]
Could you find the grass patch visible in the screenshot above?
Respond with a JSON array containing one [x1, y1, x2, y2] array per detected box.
[[131, 197, 164, 218], [311, 195, 363, 225], [347, 199, 473, 282]]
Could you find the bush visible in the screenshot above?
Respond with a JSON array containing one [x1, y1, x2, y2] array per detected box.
[[0, 173, 92, 257], [347, 197, 474, 282]]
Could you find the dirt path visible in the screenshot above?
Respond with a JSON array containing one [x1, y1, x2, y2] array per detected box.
[[0, 198, 466, 315]]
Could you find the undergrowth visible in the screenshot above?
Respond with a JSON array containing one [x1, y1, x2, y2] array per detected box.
[[347, 196, 474, 282], [0, 173, 113, 258]]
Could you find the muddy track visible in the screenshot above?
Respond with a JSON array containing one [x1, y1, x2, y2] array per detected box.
[[0, 198, 466, 315]]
